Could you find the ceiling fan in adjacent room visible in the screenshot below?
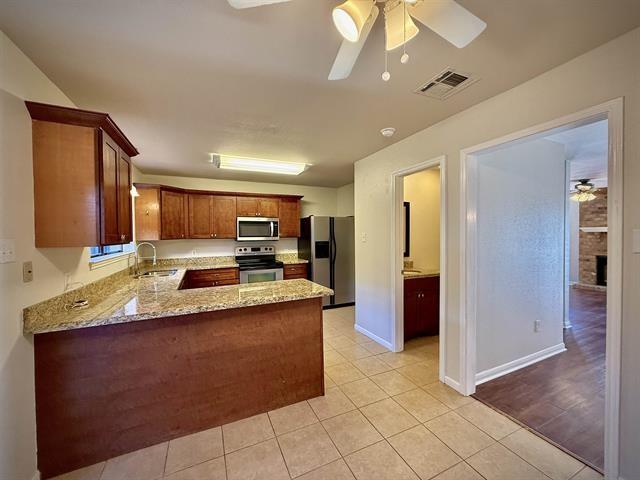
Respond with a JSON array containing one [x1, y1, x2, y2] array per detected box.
[[226, 0, 487, 81]]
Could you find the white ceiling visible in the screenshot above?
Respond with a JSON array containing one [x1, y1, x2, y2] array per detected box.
[[1, 0, 638, 187], [546, 120, 608, 184]]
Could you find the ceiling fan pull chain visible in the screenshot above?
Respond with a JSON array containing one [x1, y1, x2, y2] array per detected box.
[[382, 7, 391, 81], [401, 0, 409, 64]]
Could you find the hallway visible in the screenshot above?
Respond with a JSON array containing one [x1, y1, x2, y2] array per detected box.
[[474, 288, 606, 470]]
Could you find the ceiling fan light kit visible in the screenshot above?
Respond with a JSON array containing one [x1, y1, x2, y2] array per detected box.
[[332, 0, 376, 42], [227, 0, 486, 82]]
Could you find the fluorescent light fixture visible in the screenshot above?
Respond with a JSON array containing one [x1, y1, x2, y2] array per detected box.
[[210, 154, 310, 176]]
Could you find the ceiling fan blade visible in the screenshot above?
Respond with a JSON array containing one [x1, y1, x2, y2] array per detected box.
[[408, 0, 486, 48], [227, 0, 292, 9], [328, 5, 379, 81]]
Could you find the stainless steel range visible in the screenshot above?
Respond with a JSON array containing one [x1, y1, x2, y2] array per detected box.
[[235, 245, 284, 284]]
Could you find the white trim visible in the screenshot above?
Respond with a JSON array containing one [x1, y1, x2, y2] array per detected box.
[[89, 252, 133, 270], [389, 156, 447, 383], [475, 343, 566, 385], [31, 471, 41, 480], [354, 323, 394, 350], [580, 226, 608, 233], [459, 98, 623, 479], [444, 376, 462, 392]]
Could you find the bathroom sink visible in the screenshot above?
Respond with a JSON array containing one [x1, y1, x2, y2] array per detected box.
[[136, 269, 177, 278]]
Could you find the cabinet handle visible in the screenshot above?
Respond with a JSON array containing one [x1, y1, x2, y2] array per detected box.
[[214, 233, 217, 238]]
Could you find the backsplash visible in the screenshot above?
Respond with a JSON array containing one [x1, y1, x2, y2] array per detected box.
[[147, 238, 298, 259]]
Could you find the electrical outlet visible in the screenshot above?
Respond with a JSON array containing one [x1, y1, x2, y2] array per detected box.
[[191, 249, 198, 256], [633, 229, 640, 254], [23, 261, 33, 283], [534, 319, 541, 332], [0, 239, 16, 264], [361, 232, 367, 243]]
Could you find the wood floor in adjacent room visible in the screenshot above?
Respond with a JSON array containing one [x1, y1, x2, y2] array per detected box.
[[474, 288, 606, 471]]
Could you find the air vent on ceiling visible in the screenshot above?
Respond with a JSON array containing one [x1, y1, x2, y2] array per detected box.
[[415, 68, 478, 100]]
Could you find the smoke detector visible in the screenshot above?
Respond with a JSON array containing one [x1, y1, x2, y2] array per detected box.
[[381, 127, 396, 138]]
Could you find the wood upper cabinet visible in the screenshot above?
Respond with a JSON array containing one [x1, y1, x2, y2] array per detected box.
[[135, 186, 160, 241], [26, 101, 138, 248], [188, 194, 213, 239], [279, 198, 301, 238], [161, 190, 187, 239], [213, 196, 237, 239], [236, 196, 279, 218]]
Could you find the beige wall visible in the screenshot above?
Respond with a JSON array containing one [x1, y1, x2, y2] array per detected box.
[[336, 183, 355, 217], [403, 168, 440, 273], [0, 31, 133, 480], [354, 27, 640, 478]]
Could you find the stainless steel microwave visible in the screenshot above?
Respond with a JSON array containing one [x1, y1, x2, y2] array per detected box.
[[237, 217, 279, 241]]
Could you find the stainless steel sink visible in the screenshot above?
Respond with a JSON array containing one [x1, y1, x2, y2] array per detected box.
[[136, 269, 177, 278]]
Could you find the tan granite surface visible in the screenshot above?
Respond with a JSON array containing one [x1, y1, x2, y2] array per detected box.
[[23, 268, 332, 335], [275, 253, 309, 264], [150, 256, 239, 269], [402, 270, 440, 279]]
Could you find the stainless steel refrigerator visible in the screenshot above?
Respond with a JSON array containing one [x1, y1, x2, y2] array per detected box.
[[299, 216, 355, 307]]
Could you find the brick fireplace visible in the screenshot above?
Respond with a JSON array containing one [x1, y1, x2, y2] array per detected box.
[[578, 187, 607, 287]]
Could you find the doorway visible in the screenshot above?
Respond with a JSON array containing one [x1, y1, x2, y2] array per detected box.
[[460, 99, 623, 477], [390, 156, 447, 383]]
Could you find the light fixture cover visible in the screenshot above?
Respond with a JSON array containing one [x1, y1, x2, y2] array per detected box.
[[333, 0, 375, 42], [385, 1, 419, 51], [211, 154, 309, 176]]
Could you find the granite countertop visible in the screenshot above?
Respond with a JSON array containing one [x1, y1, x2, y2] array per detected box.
[[23, 268, 332, 335], [402, 270, 440, 279]]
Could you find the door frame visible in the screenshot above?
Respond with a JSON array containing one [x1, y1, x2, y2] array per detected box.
[[390, 155, 447, 383], [459, 98, 623, 479]]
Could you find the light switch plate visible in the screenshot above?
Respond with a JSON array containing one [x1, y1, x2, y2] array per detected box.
[[0, 239, 16, 264], [633, 229, 640, 254]]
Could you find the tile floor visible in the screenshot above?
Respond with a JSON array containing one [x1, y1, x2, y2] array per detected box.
[[53, 306, 602, 480]]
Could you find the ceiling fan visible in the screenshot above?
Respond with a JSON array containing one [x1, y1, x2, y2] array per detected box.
[[226, 0, 487, 81]]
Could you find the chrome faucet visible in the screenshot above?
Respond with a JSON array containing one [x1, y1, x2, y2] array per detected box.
[[134, 242, 157, 275]]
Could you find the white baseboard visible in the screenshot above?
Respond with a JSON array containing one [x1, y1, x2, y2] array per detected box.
[[354, 324, 394, 350], [444, 376, 465, 395], [475, 343, 566, 385]]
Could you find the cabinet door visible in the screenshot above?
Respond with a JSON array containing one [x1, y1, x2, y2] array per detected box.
[[213, 196, 237, 239], [403, 281, 420, 342], [135, 187, 160, 241], [236, 197, 259, 217], [100, 134, 120, 245], [188, 194, 213, 238], [279, 198, 300, 237], [161, 190, 187, 239], [258, 197, 279, 218], [117, 152, 132, 243]]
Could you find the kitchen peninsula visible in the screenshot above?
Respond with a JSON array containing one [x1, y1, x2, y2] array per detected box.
[[24, 265, 332, 479]]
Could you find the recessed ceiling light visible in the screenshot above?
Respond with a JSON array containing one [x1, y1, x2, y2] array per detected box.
[[381, 127, 396, 138], [209, 153, 310, 176]]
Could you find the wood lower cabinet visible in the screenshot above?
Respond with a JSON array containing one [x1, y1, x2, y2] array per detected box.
[[27, 102, 138, 248], [284, 263, 308, 280], [161, 190, 187, 239], [279, 198, 301, 238], [404, 275, 439, 341], [236, 196, 280, 218], [179, 268, 240, 289]]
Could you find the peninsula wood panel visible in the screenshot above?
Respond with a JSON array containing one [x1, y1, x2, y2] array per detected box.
[[134, 187, 160, 241], [32, 121, 99, 247], [34, 298, 324, 479]]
